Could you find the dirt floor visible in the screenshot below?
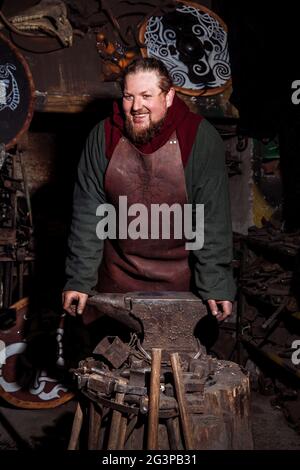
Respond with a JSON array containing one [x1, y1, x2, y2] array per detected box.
[[251, 391, 300, 450], [0, 390, 299, 450]]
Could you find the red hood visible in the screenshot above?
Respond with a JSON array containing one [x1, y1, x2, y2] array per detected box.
[[104, 94, 203, 166]]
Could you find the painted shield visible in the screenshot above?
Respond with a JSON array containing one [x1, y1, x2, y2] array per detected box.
[[0, 32, 35, 149], [0, 298, 74, 409], [139, 0, 231, 96]]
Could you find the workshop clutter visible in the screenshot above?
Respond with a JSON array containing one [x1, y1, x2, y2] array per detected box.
[[237, 221, 300, 433]]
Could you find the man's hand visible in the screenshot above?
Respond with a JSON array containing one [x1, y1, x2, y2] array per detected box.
[[62, 290, 88, 316], [207, 299, 232, 321]]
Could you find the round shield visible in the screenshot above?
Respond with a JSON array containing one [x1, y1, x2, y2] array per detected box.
[[0, 298, 74, 409], [139, 0, 231, 96], [0, 32, 35, 149]]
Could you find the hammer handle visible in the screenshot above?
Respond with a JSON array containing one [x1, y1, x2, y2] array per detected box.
[[147, 348, 162, 449], [170, 352, 194, 450], [107, 379, 127, 450]]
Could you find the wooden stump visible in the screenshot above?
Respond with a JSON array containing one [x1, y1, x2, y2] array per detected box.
[[146, 359, 253, 450], [199, 359, 253, 449]]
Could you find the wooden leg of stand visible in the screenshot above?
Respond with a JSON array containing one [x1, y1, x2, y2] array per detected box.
[[170, 352, 194, 450], [88, 401, 102, 450], [68, 402, 83, 450], [125, 415, 138, 443], [166, 417, 179, 450], [117, 415, 128, 450], [107, 379, 126, 450]]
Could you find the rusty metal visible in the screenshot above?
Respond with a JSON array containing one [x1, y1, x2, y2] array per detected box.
[[240, 257, 295, 308], [238, 225, 300, 363], [91, 395, 140, 416], [242, 335, 300, 380], [87, 291, 207, 354], [72, 349, 207, 448], [246, 224, 300, 258], [87, 293, 143, 333], [237, 224, 300, 439], [261, 299, 288, 331], [93, 335, 131, 369]]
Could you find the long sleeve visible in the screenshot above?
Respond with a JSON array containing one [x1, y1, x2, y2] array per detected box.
[[185, 119, 236, 301], [64, 121, 109, 294]]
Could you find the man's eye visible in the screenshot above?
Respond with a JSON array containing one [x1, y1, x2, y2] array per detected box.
[[143, 95, 151, 99]]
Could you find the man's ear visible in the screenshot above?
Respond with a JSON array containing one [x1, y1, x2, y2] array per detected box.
[[166, 87, 175, 108]]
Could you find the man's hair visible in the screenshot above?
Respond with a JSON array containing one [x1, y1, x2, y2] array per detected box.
[[123, 58, 173, 93]]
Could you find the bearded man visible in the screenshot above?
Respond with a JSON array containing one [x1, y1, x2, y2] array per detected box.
[[62, 58, 236, 322]]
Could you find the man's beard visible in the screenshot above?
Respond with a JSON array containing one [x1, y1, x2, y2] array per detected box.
[[125, 114, 166, 145]]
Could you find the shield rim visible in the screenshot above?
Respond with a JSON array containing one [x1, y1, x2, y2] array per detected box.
[[139, 0, 232, 97], [0, 32, 35, 150], [0, 297, 74, 409]]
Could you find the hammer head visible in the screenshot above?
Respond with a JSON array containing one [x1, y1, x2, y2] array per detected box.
[[87, 292, 208, 353]]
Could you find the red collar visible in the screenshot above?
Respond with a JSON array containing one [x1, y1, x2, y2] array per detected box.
[[104, 94, 203, 166]]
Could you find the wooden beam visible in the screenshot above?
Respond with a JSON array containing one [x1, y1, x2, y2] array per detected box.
[[34, 84, 122, 113]]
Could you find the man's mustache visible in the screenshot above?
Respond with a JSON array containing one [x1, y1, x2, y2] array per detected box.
[[131, 110, 149, 116]]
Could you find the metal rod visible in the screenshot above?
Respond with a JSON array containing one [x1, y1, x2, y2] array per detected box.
[[170, 352, 194, 450], [147, 348, 162, 450], [242, 337, 300, 380], [261, 299, 287, 331]]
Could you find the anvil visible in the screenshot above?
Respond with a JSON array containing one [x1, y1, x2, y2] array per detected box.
[[87, 292, 207, 353]]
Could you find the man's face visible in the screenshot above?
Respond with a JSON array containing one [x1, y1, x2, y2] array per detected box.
[[122, 70, 175, 143]]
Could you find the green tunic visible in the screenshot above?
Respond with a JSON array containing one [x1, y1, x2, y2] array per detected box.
[[64, 118, 236, 301]]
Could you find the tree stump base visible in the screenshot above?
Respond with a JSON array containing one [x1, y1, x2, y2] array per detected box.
[[126, 358, 253, 450]]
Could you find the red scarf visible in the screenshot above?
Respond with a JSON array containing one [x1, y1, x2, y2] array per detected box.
[[104, 94, 203, 167]]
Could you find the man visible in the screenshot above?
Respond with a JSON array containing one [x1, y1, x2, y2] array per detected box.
[[63, 58, 236, 322]]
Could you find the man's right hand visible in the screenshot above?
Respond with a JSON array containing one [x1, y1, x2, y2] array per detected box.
[[62, 290, 88, 316]]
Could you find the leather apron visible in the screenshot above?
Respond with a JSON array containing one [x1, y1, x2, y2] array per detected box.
[[97, 132, 191, 292]]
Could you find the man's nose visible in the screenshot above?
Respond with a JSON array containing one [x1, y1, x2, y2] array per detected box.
[[132, 97, 143, 111]]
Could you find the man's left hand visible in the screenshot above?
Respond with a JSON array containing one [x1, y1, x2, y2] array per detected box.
[[207, 299, 232, 321]]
